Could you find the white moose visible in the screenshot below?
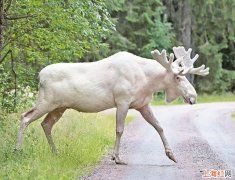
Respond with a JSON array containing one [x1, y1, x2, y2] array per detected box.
[[15, 46, 209, 164]]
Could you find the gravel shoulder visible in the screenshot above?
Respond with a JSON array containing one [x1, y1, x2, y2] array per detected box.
[[82, 102, 235, 180]]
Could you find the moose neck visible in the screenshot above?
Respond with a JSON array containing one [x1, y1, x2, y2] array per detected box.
[[143, 59, 170, 93]]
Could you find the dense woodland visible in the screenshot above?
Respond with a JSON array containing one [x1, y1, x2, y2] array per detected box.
[[0, 0, 234, 112]]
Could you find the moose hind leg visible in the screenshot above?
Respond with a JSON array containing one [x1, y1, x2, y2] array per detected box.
[[15, 108, 47, 150], [41, 108, 66, 153]]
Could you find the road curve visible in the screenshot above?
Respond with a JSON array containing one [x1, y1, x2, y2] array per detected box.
[[82, 102, 235, 180]]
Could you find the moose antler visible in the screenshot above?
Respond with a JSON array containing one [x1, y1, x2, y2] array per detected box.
[[151, 49, 184, 74], [173, 46, 209, 76]]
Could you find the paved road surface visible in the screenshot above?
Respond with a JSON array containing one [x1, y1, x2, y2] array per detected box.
[[83, 102, 235, 180]]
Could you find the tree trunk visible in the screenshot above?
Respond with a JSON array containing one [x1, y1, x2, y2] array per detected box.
[[163, 0, 195, 83], [0, 0, 4, 58]]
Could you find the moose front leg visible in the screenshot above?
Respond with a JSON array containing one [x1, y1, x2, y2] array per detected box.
[[137, 104, 177, 163], [112, 104, 129, 165]]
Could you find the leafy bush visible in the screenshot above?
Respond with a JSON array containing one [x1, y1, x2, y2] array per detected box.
[[0, 0, 114, 112]]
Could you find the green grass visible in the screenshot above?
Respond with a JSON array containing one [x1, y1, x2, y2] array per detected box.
[[0, 110, 134, 179], [151, 93, 235, 106], [197, 94, 235, 103], [232, 114, 235, 119]]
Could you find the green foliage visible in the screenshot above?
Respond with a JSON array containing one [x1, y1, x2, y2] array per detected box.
[[0, 0, 114, 112], [0, 110, 134, 179], [106, 0, 175, 58], [221, 70, 235, 93], [5, 0, 114, 63], [1, 0, 234, 112], [190, 0, 235, 93], [0, 64, 16, 112], [196, 42, 225, 93]]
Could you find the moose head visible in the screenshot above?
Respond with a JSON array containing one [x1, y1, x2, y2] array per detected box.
[[151, 46, 209, 105]]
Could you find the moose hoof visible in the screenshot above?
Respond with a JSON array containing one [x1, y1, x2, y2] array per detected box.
[[166, 149, 177, 163], [13, 148, 22, 153], [51, 148, 59, 155], [111, 155, 127, 165]]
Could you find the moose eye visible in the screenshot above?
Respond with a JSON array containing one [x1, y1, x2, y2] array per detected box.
[[175, 76, 181, 81]]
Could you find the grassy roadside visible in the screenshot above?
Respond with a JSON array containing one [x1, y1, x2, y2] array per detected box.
[[0, 110, 134, 179], [151, 93, 235, 106], [232, 114, 235, 119], [1, 93, 234, 179]]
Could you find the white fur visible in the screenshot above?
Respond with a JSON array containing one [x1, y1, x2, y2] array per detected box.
[[16, 51, 199, 164], [36, 51, 196, 113]]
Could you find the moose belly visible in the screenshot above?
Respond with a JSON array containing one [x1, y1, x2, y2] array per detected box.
[[45, 77, 116, 112], [55, 89, 115, 113], [70, 99, 116, 113]]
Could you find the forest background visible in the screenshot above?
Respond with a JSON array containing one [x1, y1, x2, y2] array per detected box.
[[0, 0, 234, 112]]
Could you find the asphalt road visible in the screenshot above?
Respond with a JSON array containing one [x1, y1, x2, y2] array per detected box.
[[83, 102, 235, 180]]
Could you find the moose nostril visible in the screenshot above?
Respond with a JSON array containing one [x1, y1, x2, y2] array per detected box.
[[189, 97, 196, 104]]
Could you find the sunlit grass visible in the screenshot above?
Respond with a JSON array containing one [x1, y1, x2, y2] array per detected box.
[[232, 114, 235, 119], [197, 93, 235, 103], [151, 93, 235, 106], [0, 110, 134, 179]]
